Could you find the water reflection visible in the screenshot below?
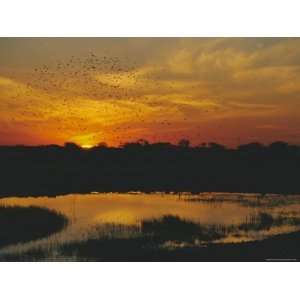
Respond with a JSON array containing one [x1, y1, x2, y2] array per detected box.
[[0, 192, 300, 259]]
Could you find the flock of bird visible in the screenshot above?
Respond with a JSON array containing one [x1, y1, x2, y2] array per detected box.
[[5, 52, 225, 145]]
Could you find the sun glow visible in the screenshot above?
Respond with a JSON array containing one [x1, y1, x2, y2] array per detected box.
[[81, 144, 94, 149]]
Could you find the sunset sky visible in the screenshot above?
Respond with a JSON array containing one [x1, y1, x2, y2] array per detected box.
[[1, 37, 300, 147]]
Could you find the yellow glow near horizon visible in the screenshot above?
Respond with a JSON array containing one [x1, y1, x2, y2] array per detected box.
[[81, 144, 94, 149]]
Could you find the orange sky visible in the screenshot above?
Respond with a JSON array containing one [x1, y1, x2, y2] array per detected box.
[[1, 37, 300, 147]]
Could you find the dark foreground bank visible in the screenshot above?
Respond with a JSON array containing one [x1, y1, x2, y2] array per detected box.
[[0, 206, 68, 248], [60, 230, 300, 262], [1, 140, 300, 197], [2, 229, 300, 262]]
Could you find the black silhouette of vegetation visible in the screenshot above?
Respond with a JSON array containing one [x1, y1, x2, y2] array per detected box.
[[2, 212, 300, 261], [67, 212, 299, 260], [58, 211, 300, 261], [186, 194, 300, 207], [0, 206, 68, 247], [0, 140, 299, 197], [4, 230, 300, 262], [140, 213, 300, 242], [141, 215, 225, 242], [56, 221, 300, 261]]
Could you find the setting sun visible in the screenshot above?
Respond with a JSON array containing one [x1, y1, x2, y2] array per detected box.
[[81, 144, 94, 149]]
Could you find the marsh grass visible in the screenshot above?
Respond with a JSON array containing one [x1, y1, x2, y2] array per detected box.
[[141, 215, 225, 242], [185, 194, 300, 208], [2, 210, 300, 261], [90, 223, 141, 239], [58, 213, 300, 261], [0, 205, 68, 248], [236, 212, 300, 232]]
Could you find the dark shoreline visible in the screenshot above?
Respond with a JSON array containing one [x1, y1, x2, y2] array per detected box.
[[60, 229, 300, 262], [1, 141, 300, 197], [2, 229, 300, 262]]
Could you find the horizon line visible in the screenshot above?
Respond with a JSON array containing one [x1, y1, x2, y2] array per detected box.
[[0, 139, 299, 150]]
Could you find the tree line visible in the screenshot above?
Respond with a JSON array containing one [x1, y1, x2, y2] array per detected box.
[[0, 139, 299, 197]]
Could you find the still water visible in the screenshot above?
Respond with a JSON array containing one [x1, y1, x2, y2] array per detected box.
[[1, 192, 300, 259]]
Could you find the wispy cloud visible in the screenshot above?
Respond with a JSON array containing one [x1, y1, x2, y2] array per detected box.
[[1, 38, 300, 146]]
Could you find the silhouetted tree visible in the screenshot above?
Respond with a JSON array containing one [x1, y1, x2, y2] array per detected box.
[[96, 142, 108, 148], [64, 142, 81, 150], [238, 142, 264, 152], [136, 139, 149, 146], [207, 142, 226, 151], [269, 141, 289, 152], [178, 139, 190, 148]]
